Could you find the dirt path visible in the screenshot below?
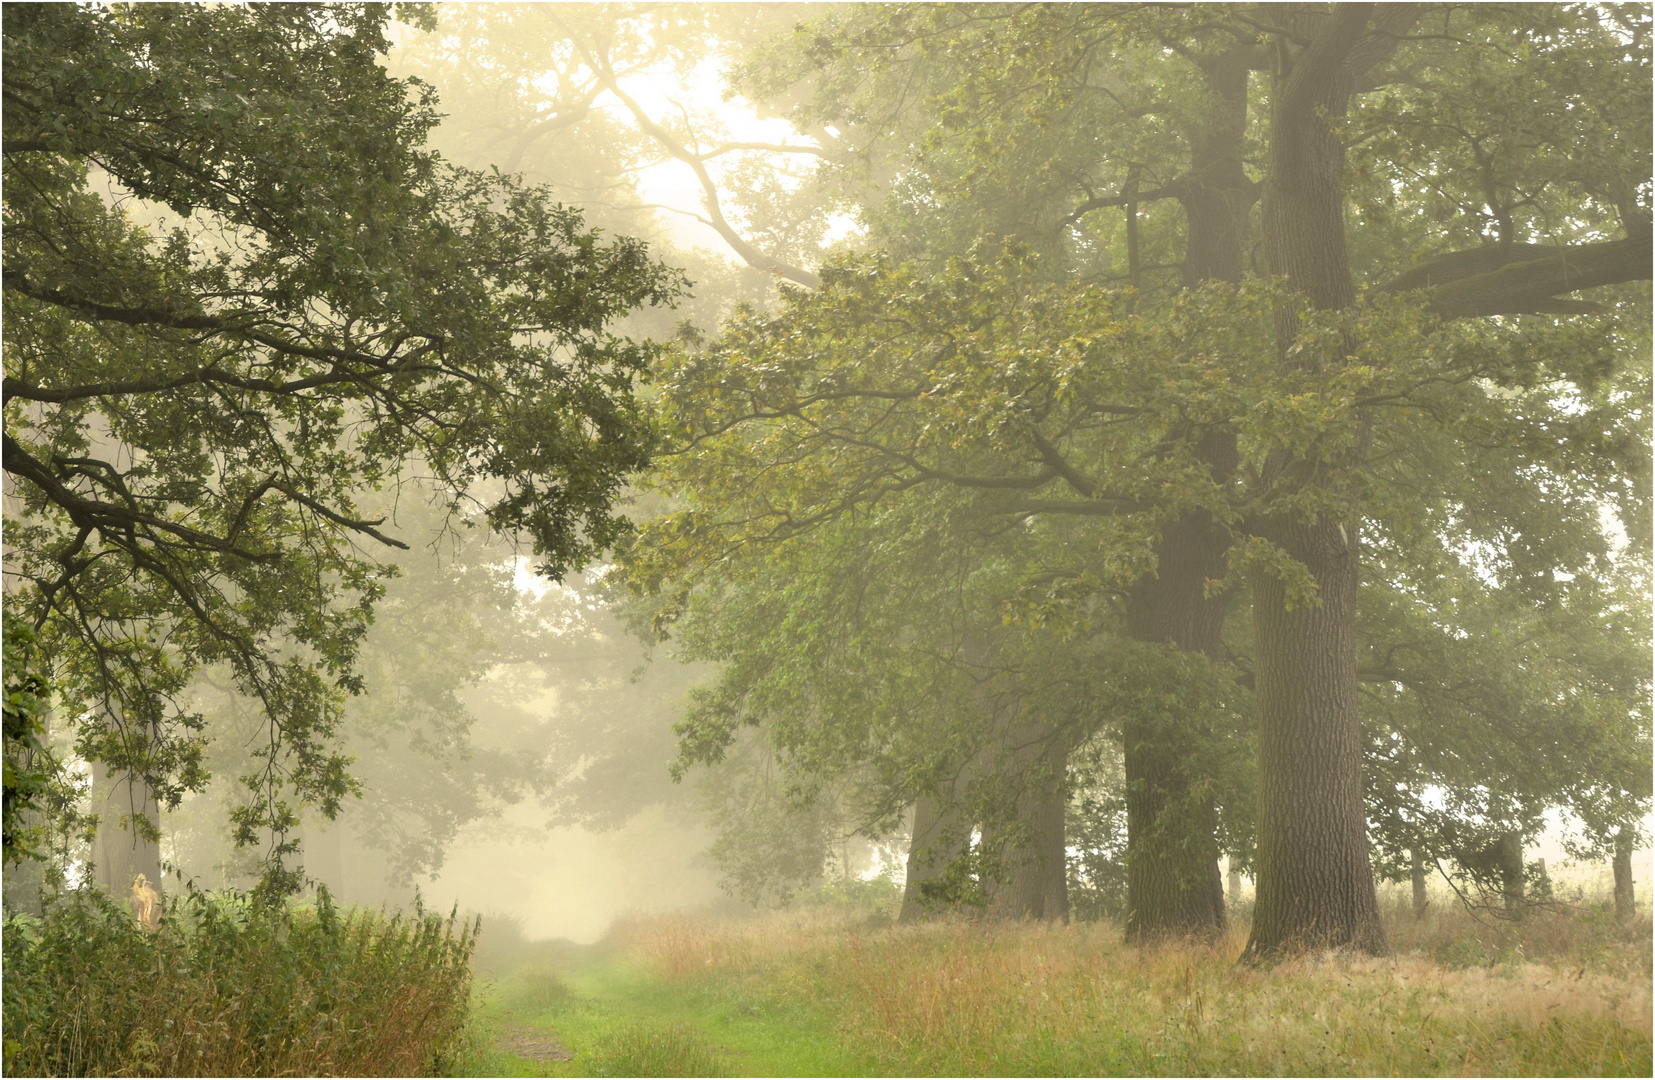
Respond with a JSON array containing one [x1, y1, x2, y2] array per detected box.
[[493, 1024, 572, 1063]]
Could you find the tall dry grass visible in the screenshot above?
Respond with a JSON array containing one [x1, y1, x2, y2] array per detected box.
[[608, 892, 1651, 1076], [2, 887, 477, 1077]]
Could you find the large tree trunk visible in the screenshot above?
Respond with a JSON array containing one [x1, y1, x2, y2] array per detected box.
[[1123, 440, 1235, 940], [1177, 47, 1255, 292], [1410, 849, 1428, 916], [1118, 46, 1254, 941], [1247, 521, 1383, 954], [899, 789, 973, 922], [1243, 5, 1395, 959], [984, 734, 1071, 921], [1122, 729, 1225, 935], [1613, 825, 1636, 925]]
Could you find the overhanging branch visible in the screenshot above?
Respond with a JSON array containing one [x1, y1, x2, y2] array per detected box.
[[1379, 234, 1654, 320]]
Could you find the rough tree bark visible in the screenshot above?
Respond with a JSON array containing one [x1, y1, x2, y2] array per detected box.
[[1242, 4, 1403, 960], [1122, 499, 1229, 936]]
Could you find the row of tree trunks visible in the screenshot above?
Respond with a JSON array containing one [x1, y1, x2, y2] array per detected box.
[[1116, 45, 1255, 941], [898, 699, 1075, 922], [896, 45, 1263, 933]]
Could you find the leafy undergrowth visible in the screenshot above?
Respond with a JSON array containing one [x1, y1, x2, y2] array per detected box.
[[3, 887, 477, 1077], [467, 890, 1651, 1077]]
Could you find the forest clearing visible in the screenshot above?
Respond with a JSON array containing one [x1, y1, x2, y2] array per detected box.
[[3, 3, 1650, 1076]]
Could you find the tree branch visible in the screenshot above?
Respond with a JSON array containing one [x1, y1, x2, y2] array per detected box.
[[1277, 4, 1375, 107], [2, 434, 409, 556], [563, 28, 822, 289], [702, 141, 828, 160], [1342, 4, 1421, 83], [1026, 429, 1098, 497], [1006, 496, 1143, 517], [1062, 179, 1183, 229], [1378, 235, 1654, 320]]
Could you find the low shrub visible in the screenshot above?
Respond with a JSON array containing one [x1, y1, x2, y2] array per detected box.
[[580, 1020, 729, 1078], [508, 965, 574, 1012], [2, 886, 476, 1077], [802, 873, 903, 919]]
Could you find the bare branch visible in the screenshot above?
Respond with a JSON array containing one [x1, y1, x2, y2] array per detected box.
[[1026, 429, 1098, 498], [1062, 179, 1184, 229], [559, 24, 822, 289], [702, 141, 828, 160]]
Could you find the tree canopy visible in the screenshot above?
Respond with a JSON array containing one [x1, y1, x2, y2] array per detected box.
[[623, 1, 1651, 951], [1, 2, 681, 886]]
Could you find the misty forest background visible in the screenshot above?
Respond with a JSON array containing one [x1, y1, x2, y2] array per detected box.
[[2, 6, 1652, 1071]]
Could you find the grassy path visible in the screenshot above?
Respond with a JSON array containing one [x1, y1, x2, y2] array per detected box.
[[463, 939, 859, 1077]]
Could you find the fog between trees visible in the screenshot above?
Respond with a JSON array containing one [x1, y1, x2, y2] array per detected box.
[[3, 3, 1650, 953]]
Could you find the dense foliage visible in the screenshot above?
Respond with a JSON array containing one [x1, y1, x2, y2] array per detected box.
[[1, 2, 680, 887], [1, 889, 476, 1077], [621, 2, 1652, 949], [2, 618, 54, 863]]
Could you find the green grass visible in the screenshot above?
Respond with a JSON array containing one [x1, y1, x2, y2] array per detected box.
[[459, 894, 1652, 1078], [461, 931, 857, 1077]]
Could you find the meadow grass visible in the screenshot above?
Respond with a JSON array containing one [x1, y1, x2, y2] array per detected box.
[[463, 911, 853, 1077], [3, 887, 477, 1077], [469, 884, 1650, 1077]]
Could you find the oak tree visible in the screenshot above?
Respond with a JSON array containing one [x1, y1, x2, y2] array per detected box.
[[1, 2, 681, 889]]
